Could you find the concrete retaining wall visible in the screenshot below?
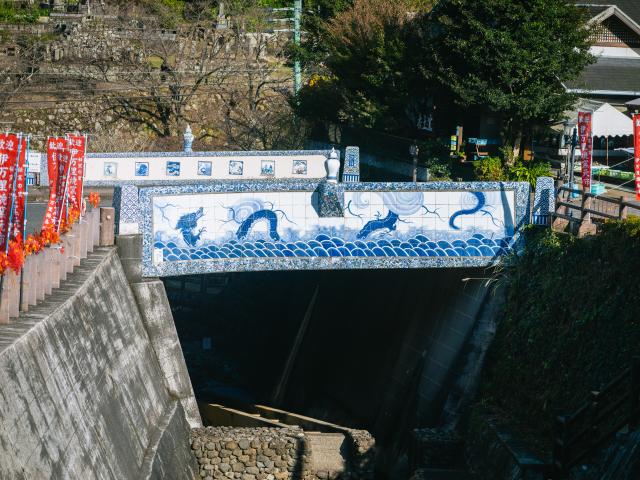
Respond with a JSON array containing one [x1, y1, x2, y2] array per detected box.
[[0, 247, 198, 478]]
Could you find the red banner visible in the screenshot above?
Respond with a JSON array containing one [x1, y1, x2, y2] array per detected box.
[[54, 138, 70, 231], [0, 134, 20, 248], [634, 114, 640, 201], [11, 137, 27, 241], [578, 111, 593, 192], [67, 134, 86, 212], [43, 137, 64, 231]]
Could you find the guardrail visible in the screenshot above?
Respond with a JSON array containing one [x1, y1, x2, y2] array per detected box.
[[551, 181, 639, 235], [0, 207, 115, 324]]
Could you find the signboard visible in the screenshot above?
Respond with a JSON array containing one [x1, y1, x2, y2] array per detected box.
[[578, 111, 593, 192], [634, 114, 640, 201], [27, 152, 41, 173]]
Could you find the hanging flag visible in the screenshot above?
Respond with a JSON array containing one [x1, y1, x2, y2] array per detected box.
[[0, 134, 20, 249], [43, 137, 63, 231], [577, 111, 593, 192], [54, 138, 71, 231], [634, 114, 640, 201], [11, 137, 27, 241], [67, 134, 86, 212]]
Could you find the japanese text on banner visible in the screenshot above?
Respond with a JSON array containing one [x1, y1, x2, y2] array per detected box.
[[634, 114, 640, 201], [11, 138, 27, 241], [0, 134, 20, 247], [578, 111, 592, 192], [67, 134, 86, 212]]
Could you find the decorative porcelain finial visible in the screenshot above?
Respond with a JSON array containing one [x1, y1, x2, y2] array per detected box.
[[183, 124, 194, 153], [326, 147, 340, 183]]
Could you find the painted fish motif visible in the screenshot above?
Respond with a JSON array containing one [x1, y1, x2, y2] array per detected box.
[[176, 207, 206, 247], [356, 211, 399, 239]]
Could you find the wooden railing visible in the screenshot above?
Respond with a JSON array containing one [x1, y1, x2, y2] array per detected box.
[[552, 359, 640, 477], [0, 207, 115, 324], [551, 181, 639, 235]]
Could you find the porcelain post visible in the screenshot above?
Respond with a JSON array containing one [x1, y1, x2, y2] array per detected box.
[[326, 148, 340, 183]]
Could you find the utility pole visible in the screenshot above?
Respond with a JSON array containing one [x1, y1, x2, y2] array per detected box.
[[269, 1, 302, 94], [293, 0, 302, 94]]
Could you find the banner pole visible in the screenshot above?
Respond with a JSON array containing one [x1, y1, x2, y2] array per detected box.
[[6, 133, 23, 254]]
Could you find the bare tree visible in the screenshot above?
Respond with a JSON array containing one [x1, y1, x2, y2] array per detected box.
[[0, 34, 47, 112], [217, 14, 302, 150], [81, 8, 231, 138]]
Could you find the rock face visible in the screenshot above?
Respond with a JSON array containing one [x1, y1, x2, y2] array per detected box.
[[0, 247, 199, 479]]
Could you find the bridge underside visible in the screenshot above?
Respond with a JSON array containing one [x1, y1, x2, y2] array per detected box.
[[166, 266, 493, 443]]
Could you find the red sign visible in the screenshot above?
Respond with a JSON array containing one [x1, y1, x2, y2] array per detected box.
[[43, 137, 64, 231], [11, 137, 27, 241], [634, 114, 640, 201], [578, 111, 593, 192], [54, 138, 71, 231], [0, 134, 20, 248], [67, 134, 86, 211]]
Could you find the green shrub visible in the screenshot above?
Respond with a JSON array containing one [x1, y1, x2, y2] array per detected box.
[[474, 156, 507, 181], [425, 158, 451, 181], [476, 218, 640, 448], [508, 161, 552, 188]]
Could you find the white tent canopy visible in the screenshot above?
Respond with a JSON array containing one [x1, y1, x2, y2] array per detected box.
[[591, 102, 633, 137]]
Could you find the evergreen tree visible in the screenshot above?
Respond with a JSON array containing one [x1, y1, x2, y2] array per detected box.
[[417, 0, 594, 160]]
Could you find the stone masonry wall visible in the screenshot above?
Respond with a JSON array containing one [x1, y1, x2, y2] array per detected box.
[[190, 427, 377, 480], [190, 427, 311, 480]]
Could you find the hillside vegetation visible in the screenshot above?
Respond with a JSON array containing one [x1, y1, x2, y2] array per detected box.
[[473, 218, 640, 447]]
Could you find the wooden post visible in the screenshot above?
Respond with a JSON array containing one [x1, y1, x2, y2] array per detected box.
[[578, 195, 596, 237], [100, 207, 115, 247], [619, 198, 629, 220]]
